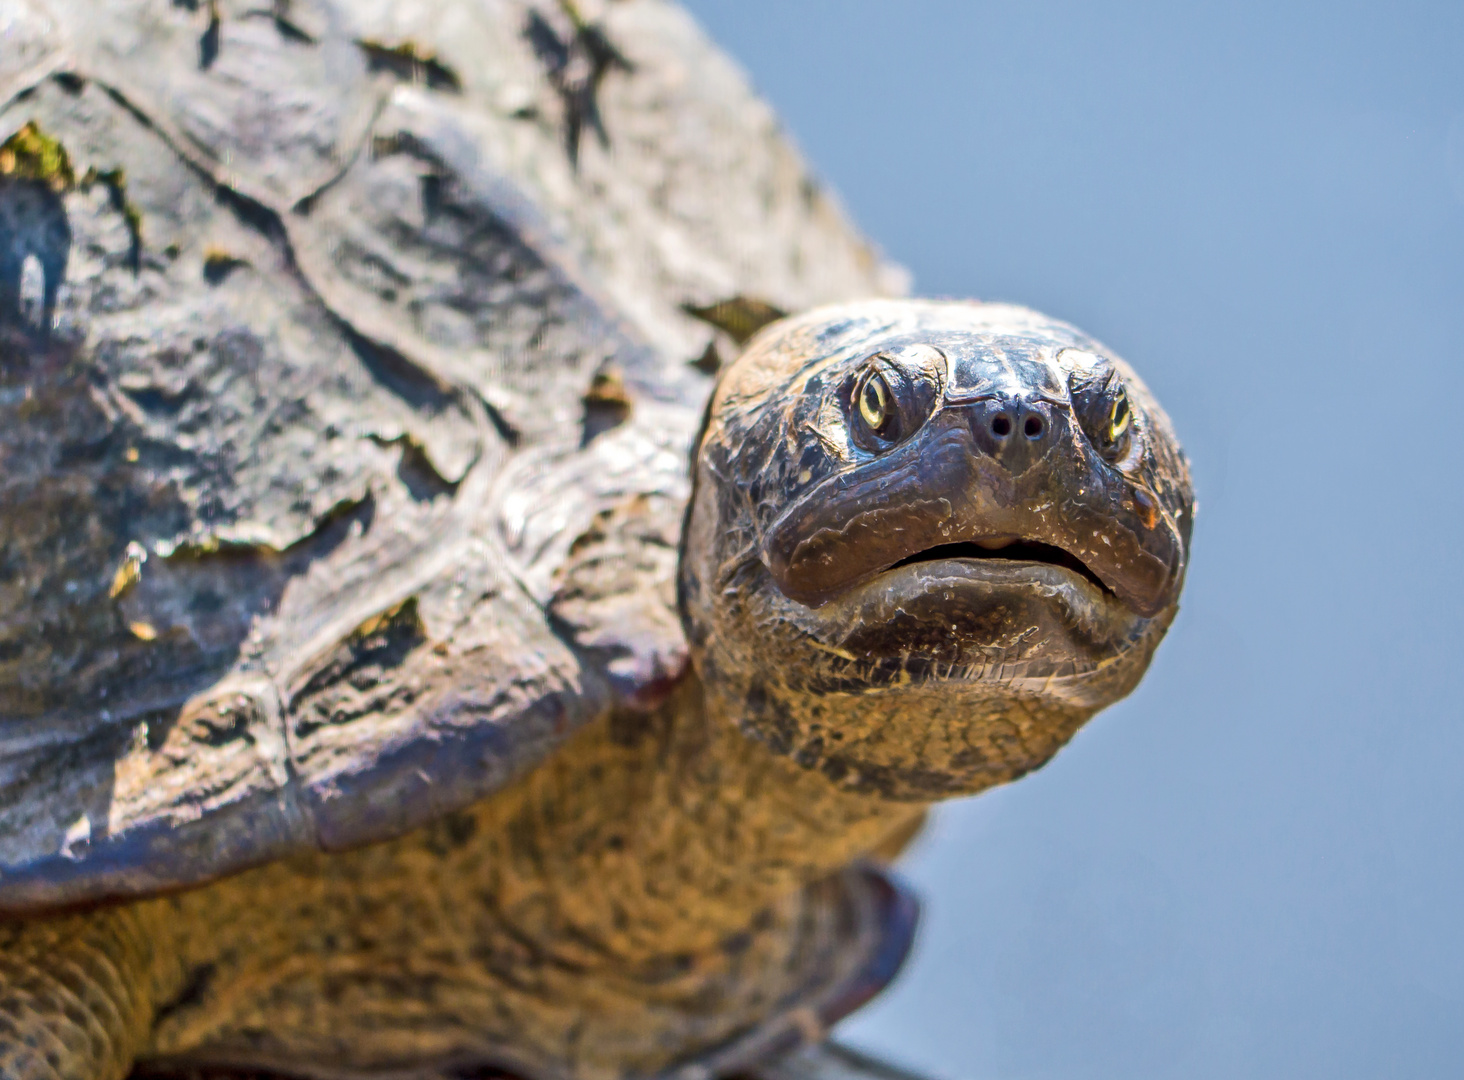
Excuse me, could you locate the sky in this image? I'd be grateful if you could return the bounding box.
[679,3,1464,1078]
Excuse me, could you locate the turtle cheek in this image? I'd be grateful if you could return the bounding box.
[764,499,954,607]
[758,432,971,606]
[1047,465,1187,618]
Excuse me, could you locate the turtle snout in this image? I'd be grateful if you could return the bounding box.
[963,395,1057,474]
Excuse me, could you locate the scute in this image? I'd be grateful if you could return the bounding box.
[0,0,902,912]
[52,0,378,210]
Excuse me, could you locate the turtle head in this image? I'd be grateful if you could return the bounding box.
[680,299,1194,801]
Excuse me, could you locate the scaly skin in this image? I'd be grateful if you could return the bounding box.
[0,904,172,1080]
[0,677,924,1080]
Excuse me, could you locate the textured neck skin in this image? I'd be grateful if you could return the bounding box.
[134,673,924,1080]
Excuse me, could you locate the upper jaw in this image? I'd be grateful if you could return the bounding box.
[759,413,1184,618]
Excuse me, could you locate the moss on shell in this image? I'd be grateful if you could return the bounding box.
[0,121,76,192]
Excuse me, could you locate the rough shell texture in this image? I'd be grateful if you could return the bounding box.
[0,0,903,912]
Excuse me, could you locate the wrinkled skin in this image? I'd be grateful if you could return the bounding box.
[0,300,1191,1080]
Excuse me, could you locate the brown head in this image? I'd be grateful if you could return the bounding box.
[680,299,1193,801]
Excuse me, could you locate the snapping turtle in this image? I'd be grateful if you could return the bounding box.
[0,2,1193,1079]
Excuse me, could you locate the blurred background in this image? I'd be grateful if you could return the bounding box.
[681,2,1464,1078]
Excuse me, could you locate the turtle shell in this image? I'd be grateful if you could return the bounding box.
[0,0,902,912]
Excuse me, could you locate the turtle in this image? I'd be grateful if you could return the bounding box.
[0,2,1194,1080]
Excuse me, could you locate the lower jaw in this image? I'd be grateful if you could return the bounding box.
[798,648,1120,692]
[799,589,1143,679]
[803,559,1129,634]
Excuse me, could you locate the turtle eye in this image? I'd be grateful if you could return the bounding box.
[1108,389,1131,442]
[858,372,894,434]
[1066,355,1136,464]
[848,348,942,452]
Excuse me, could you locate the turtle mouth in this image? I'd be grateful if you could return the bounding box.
[884,539,1111,595]
[784,534,1147,682]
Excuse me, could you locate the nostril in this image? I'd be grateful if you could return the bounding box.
[1023,415,1044,439]
[991,415,1012,437]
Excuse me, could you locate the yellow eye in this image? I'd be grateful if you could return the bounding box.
[1108,391,1131,442]
[859,373,892,432]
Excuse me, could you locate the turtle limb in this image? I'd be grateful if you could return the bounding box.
[0,906,163,1080]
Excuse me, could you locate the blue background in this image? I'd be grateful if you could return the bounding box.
[680,3,1464,1077]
